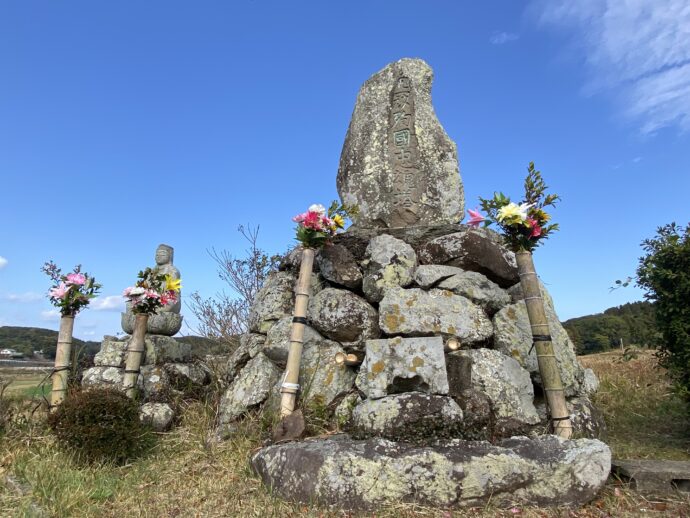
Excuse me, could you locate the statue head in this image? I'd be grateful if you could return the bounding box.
[155,244,174,266]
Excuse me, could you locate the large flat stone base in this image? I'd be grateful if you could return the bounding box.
[251,434,611,510]
[612,459,690,496]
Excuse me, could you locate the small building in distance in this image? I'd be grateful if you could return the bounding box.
[0,348,24,359]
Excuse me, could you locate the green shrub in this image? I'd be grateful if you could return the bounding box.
[636,223,690,405]
[48,387,154,465]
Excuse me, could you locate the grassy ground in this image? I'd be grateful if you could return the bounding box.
[0,369,50,400]
[1,350,689,517]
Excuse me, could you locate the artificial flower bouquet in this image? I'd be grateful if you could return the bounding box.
[293,201,358,248]
[123,267,181,315]
[42,261,101,316]
[468,162,559,252]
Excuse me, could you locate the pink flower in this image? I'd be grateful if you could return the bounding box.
[292,212,308,223]
[49,282,69,299]
[467,208,485,228]
[161,291,177,306]
[302,211,323,231]
[66,273,86,285]
[144,289,160,300]
[526,218,542,238]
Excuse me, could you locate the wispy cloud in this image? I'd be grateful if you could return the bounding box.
[1,292,44,303]
[533,0,690,134]
[41,309,60,321]
[0,256,7,269]
[91,295,124,312]
[490,31,519,45]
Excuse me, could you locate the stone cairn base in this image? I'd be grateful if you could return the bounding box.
[82,333,213,432]
[218,224,611,510]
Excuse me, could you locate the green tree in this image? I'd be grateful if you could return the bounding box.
[636,223,690,403]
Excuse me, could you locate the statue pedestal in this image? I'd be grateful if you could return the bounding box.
[121,312,183,336]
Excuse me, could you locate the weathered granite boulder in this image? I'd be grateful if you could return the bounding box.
[81,366,127,389]
[567,397,607,440]
[218,353,281,426]
[121,311,183,336]
[493,298,587,397]
[413,264,465,289]
[93,336,127,368]
[140,365,169,400]
[417,227,519,287]
[452,388,492,440]
[378,288,493,344]
[356,336,448,399]
[307,288,379,348]
[251,435,611,510]
[299,339,357,408]
[248,271,296,334]
[454,348,540,425]
[361,234,417,303]
[263,316,324,364]
[142,335,194,365]
[349,393,463,442]
[437,270,510,315]
[139,402,175,432]
[334,393,362,427]
[336,58,464,228]
[226,333,265,384]
[316,244,362,290]
[163,362,212,394]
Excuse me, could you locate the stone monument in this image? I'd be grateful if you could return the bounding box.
[337,58,464,228]
[217,58,611,510]
[121,244,183,336]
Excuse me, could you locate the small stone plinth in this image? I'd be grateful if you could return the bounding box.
[121,311,183,336]
[251,434,611,510]
[612,459,690,496]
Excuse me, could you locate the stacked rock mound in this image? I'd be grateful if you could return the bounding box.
[82,334,213,431]
[223,58,611,510]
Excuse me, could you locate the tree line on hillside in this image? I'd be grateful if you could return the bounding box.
[562,301,659,355]
[0,326,101,360]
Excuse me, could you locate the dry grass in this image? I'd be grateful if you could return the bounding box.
[0,351,689,517]
[581,349,690,461]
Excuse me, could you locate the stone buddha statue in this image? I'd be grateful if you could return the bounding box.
[153,244,181,314]
[121,243,183,336]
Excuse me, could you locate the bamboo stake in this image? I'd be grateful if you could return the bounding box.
[444,337,460,352]
[50,314,75,411]
[334,352,363,367]
[515,251,572,439]
[280,248,315,418]
[123,313,148,399]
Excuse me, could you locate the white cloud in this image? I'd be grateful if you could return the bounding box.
[1,292,44,303]
[41,309,61,321]
[91,295,124,312]
[533,0,690,134]
[0,256,7,269]
[490,31,519,45]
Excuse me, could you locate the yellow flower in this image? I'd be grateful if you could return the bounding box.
[165,275,182,292]
[333,214,345,229]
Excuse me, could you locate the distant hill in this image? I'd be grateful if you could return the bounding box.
[0,326,100,360]
[0,326,234,360]
[562,301,660,355]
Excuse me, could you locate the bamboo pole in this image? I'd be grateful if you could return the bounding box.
[123,313,148,399]
[515,251,572,439]
[279,247,315,418]
[50,314,75,411]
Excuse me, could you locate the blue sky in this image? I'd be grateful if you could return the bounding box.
[1,1,688,340]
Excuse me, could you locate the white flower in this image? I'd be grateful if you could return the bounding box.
[497,202,533,223]
[128,287,145,296]
[308,204,326,216]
